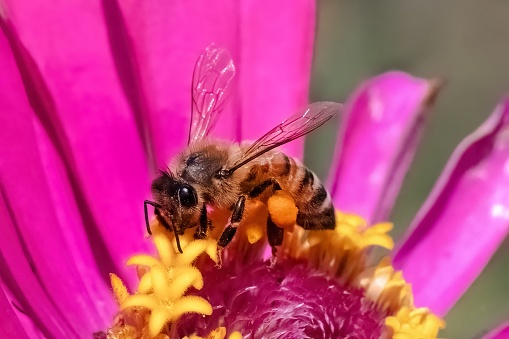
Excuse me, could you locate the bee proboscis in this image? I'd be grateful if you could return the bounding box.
[144,45,342,253]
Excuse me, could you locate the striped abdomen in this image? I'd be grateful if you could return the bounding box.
[239,151,336,231]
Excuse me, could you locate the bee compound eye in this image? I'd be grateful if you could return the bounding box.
[178,185,198,207]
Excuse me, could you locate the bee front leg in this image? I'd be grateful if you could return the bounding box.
[218,195,246,248]
[194,204,209,239]
[144,200,162,235]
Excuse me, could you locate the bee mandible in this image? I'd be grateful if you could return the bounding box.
[144,46,342,253]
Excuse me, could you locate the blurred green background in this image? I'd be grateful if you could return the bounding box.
[306,1,509,337]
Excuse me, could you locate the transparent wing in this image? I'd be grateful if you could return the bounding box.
[227,102,343,173]
[188,45,236,144]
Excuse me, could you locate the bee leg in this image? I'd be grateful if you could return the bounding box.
[194,204,208,239]
[218,195,246,248]
[144,200,161,235]
[247,178,285,255]
[267,216,284,256]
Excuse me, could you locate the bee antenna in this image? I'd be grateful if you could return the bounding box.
[173,188,185,254]
[173,227,184,254]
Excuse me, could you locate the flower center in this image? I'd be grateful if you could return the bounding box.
[107,195,445,338]
[177,258,385,339]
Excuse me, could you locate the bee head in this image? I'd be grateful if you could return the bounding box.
[151,171,200,234]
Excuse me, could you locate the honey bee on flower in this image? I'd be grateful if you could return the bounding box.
[144,46,342,254]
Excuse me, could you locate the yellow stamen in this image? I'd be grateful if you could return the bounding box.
[148,306,171,336]
[137,272,153,294]
[120,294,158,311]
[182,327,243,339]
[126,254,161,268]
[176,239,218,266]
[109,273,129,306]
[153,233,175,266]
[280,211,395,285]
[227,332,243,339]
[171,295,212,321]
[166,267,204,299]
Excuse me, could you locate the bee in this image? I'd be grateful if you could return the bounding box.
[144,46,342,253]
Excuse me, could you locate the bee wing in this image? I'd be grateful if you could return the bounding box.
[188,46,236,144]
[227,102,343,173]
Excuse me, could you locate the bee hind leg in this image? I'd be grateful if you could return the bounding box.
[247,178,286,255]
[267,217,284,256]
[218,195,246,248]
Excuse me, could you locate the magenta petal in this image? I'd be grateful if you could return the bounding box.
[0,194,72,337]
[1,1,151,272]
[393,99,509,316]
[0,283,29,338]
[117,0,241,167]
[0,21,114,333]
[118,0,314,165]
[484,322,509,339]
[238,0,315,160]
[328,72,436,224]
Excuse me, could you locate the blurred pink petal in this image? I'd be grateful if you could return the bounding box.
[0,283,29,338]
[0,193,74,337]
[328,72,436,224]
[393,98,509,316]
[1,1,151,275]
[0,20,114,333]
[484,322,509,339]
[117,0,314,165]
[238,0,315,160]
[117,0,241,168]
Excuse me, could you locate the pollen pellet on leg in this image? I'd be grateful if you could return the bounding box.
[267,190,298,230]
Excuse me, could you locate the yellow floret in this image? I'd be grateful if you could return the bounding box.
[385,306,445,339]
[108,228,218,338]
[182,327,243,339]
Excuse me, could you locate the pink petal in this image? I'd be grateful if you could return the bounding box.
[117,0,242,168]
[117,0,315,166]
[327,72,437,224]
[0,283,29,338]
[0,19,114,333]
[0,193,73,337]
[1,1,151,274]
[393,98,509,316]
[238,0,315,160]
[484,322,509,339]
